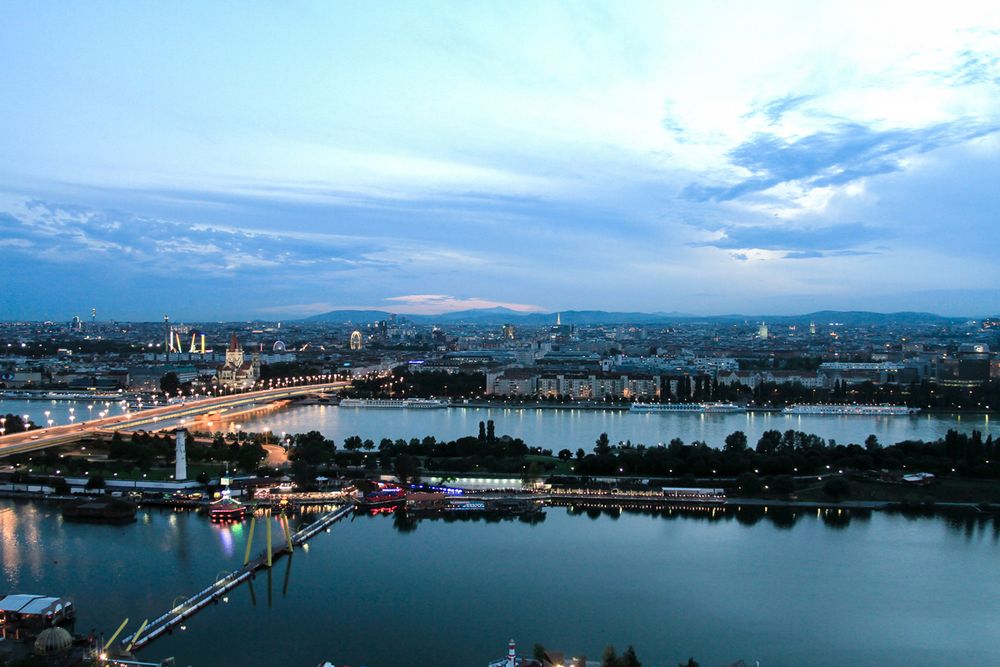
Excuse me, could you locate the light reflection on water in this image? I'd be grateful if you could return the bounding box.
[2,498,999,667]
[234,404,997,449]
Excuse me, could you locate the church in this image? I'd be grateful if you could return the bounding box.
[217,333,261,389]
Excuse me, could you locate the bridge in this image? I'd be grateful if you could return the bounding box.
[119,503,354,654]
[0,381,350,458]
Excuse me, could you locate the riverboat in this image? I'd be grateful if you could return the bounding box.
[338,397,449,409]
[630,402,745,413]
[61,498,136,523]
[782,403,919,416]
[208,496,248,522]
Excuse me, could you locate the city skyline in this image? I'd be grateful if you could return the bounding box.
[2,2,1000,320]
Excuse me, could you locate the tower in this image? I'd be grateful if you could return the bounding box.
[175,429,187,481]
[91,308,96,323]
[350,330,362,351]
[506,638,516,667]
[809,321,817,335]
[164,315,171,361]
[758,321,769,340]
[556,312,561,326]
[226,333,245,368]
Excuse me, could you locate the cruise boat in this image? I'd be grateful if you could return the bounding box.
[338,397,449,409]
[630,402,745,413]
[782,403,919,416]
[208,496,248,522]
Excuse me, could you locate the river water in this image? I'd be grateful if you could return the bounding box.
[2,499,999,667]
[2,398,995,448]
[235,404,996,450]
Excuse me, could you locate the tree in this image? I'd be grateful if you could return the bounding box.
[159,372,181,395]
[595,433,612,455]
[864,434,880,453]
[736,471,762,495]
[478,421,487,442]
[394,454,420,484]
[601,646,619,667]
[85,474,106,491]
[558,449,573,461]
[533,644,546,662]
[679,660,699,667]
[724,430,748,453]
[621,646,641,667]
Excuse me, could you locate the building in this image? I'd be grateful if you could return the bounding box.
[217,334,260,389]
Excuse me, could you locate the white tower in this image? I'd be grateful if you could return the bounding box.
[758,321,769,340]
[175,429,187,481]
[506,638,516,667]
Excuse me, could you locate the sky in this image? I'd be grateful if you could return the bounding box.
[1,1,999,321]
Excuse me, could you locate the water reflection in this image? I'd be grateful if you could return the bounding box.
[559,501,874,530]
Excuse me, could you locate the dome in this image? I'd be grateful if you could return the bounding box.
[272,340,287,352]
[33,626,73,655]
[958,343,990,355]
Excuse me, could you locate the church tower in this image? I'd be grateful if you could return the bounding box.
[226,333,245,368]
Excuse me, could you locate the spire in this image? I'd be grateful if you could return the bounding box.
[556,312,561,326]
[229,333,241,352]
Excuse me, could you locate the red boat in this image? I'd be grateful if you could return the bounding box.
[351,484,407,508]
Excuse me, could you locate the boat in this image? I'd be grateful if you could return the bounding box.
[630,402,745,413]
[350,484,407,507]
[208,496,248,522]
[338,398,449,409]
[782,404,919,416]
[61,497,136,523]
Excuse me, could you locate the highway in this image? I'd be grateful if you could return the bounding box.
[0,381,349,458]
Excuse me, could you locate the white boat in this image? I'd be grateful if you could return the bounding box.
[338,398,449,409]
[630,402,745,413]
[782,404,918,416]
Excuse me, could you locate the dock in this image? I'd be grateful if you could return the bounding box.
[120,503,353,653]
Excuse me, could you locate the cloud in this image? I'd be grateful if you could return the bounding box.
[691,222,886,261]
[684,120,998,202]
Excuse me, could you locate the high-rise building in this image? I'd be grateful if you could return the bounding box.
[758,322,769,339]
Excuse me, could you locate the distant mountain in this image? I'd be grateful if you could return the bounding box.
[760,311,961,326]
[302,308,965,326]
[303,310,394,324]
[304,308,693,325]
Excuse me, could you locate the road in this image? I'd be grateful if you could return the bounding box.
[0,381,349,458]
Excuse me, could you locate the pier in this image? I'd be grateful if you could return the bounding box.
[120,503,353,654]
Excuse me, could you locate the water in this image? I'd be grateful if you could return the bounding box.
[3,499,999,667]
[2,398,994,448]
[235,404,996,450]
[0,398,129,428]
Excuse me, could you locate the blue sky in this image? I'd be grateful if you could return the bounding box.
[1,1,999,320]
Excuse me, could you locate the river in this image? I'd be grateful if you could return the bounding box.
[234,404,995,450]
[1,396,994,448]
[2,499,998,666]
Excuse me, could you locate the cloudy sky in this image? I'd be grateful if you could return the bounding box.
[2,1,999,320]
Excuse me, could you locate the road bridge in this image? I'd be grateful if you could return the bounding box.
[0,381,350,458]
